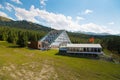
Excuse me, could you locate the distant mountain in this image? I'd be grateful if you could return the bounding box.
[117,34,120,36]
[0,16,52,32]
[0,16,117,37]
[0,16,12,21]
[75,31,112,36]
[1,16,120,48]
[85,32,111,36]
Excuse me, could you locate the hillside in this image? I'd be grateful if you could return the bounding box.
[0,16,108,39]
[0,16,92,43]
[0,16,12,22]
[0,41,120,80]
[0,16,52,32]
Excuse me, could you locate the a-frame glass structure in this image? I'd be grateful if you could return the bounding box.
[40,30,71,48]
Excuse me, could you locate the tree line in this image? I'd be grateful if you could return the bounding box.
[0,26,120,54]
[68,32,101,43]
[0,27,46,47]
[101,36,120,54]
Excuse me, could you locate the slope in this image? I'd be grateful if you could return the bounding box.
[0,41,120,80]
[0,16,12,22]
[0,16,52,32]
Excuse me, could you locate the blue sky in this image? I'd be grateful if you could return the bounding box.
[0,0,120,34]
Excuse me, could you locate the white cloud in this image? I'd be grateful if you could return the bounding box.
[5,3,119,34]
[84,9,93,14]
[108,22,114,25]
[0,11,13,20]
[11,0,22,4]
[14,6,39,23]
[0,4,4,9]
[40,0,47,8]
[5,3,13,11]
[75,16,85,24]
[80,23,117,34]
[76,16,85,21]
[0,11,8,17]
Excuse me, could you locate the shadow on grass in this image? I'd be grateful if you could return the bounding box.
[27,48,40,50]
[55,52,100,60]
[8,45,23,48]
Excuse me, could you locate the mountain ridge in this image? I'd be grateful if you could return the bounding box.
[0,16,52,32]
[0,16,119,36]
[75,31,112,36]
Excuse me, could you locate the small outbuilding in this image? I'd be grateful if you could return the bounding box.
[28,41,49,50]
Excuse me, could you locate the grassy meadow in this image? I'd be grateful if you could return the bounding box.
[0,41,120,80]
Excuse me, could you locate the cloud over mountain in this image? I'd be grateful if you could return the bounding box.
[2,3,119,34]
[0,11,13,19]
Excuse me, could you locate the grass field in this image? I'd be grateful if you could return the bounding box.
[0,41,120,80]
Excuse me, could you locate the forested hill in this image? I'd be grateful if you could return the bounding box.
[0,16,52,47]
[0,16,92,42]
[0,16,52,32]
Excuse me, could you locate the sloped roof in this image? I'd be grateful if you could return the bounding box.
[67,44,102,48]
[39,30,70,45]
[41,30,61,40]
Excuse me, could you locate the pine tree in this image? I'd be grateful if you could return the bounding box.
[2,32,8,41]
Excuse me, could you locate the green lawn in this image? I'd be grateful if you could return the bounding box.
[0,41,120,80]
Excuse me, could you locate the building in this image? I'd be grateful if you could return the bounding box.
[28,41,49,49]
[28,30,71,49]
[39,30,71,49]
[28,41,41,49]
[29,30,103,55]
[59,44,103,55]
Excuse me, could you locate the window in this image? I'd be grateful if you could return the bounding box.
[89,48,92,52]
[94,48,97,52]
[98,48,101,52]
[84,48,86,52]
[86,48,89,52]
[81,48,83,52]
[77,48,79,51]
[91,48,94,52]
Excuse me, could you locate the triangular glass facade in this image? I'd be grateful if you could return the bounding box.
[40,30,71,48]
